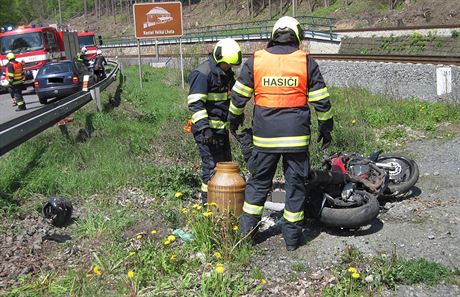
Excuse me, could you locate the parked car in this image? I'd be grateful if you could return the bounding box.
[34,60,96,104]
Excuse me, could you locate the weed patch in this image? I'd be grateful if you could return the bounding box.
[323,245,458,296]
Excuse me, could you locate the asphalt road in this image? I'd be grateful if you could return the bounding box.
[0,87,43,125]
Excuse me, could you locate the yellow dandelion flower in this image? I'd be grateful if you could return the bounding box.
[192,210,198,215]
[216,264,224,274]
[127,270,135,279]
[213,252,222,259]
[352,119,357,124]
[164,239,171,246]
[209,202,218,207]
[129,251,136,257]
[175,192,183,198]
[347,267,357,274]
[93,265,102,276]
[170,254,177,261]
[352,272,360,279]
[233,225,239,232]
[192,204,200,209]
[261,279,267,285]
[204,202,209,206]
[203,211,213,217]
[136,234,142,240]
[150,229,157,235]
[182,207,188,214]
[167,235,176,242]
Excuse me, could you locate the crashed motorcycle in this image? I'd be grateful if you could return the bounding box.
[233,129,419,229]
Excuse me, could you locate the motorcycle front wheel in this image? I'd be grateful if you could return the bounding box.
[319,194,380,229]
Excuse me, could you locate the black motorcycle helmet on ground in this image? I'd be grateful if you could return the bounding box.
[42,197,73,227]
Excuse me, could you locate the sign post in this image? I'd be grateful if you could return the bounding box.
[137,39,143,89]
[133,2,184,87]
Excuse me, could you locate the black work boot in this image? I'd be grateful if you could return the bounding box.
[15,103,26,111]
[200,192,208,205]
[286,244,299,251]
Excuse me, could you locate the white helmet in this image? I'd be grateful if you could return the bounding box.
[272,16,303,43]
[96,49,102,55]
[81,46,87,53]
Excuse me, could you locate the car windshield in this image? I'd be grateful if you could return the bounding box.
[39,63,72,75]
[78,35,95,47]
[0,32,44,54]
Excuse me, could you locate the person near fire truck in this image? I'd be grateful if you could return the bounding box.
[228,16,334,251]
[187,38,242,204]
[94,49,107,80]
[6,52,26,111]
[76,46,89,66]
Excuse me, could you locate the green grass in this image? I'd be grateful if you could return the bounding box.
[1,66,459,295]
[323,245,459,296]
[307,87,460,166]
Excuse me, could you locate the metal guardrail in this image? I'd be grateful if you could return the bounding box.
[0,61,120,156]
[101,30,340,49]
[100,15,339,49]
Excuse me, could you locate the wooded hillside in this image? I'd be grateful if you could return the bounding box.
[1,0,458,34]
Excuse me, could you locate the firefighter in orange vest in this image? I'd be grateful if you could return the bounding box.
[6,53,26,111]
[228,16,333,251]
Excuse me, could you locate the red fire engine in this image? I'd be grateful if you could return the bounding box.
[77,31,97,60]
[0,26,79,87]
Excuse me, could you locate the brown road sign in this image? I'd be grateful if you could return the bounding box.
[133,2,183,39]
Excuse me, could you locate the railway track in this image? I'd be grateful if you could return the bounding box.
[311,54,460,65]
[114,54,460,66]
[334,24,460,33]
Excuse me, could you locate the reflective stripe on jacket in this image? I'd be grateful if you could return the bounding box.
[254,49,308,108]
[251,48,310,152]
[230,44,333,153]
[187,55,235,134]
[6,61,24,85]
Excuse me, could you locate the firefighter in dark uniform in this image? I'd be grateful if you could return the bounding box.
[6,53,26,111]
[188,38,242,204]
[228,16,333,251]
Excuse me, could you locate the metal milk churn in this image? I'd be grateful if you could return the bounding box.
[208,162,246,217]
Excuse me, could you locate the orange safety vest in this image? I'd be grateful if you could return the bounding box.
[6,61,25,85]
[253,49,308,108]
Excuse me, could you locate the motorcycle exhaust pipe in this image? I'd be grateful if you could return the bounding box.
[308,170,349,185]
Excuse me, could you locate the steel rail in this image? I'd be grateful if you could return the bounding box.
[310,54,460,65]
[113,53,460,66]
[0,61,120,157]
[334,24,460,33]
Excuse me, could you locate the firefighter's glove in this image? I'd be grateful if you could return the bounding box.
[228,113,244,134]
[317,118,333,150]
[201,128,215,145]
